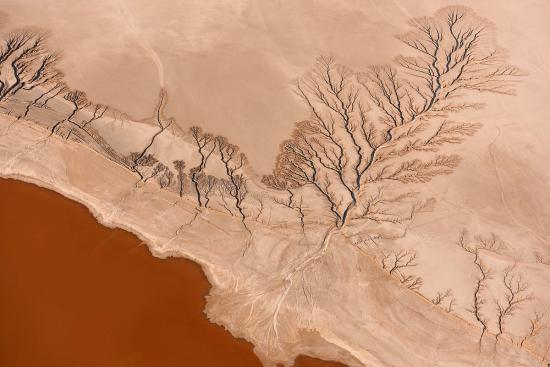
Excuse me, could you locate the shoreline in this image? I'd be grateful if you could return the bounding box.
[0,118,365,366]
[1,102,544,366]
[0,177,347,367]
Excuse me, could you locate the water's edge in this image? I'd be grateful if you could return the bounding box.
[0,173,349,367]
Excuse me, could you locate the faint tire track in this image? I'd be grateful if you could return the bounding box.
[115,0,165,87]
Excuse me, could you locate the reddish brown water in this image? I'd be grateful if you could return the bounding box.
[0,178,347,367]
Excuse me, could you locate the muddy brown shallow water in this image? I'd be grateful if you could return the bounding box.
[0,178,347,367]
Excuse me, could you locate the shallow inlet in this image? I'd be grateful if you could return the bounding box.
[0,178,347,367]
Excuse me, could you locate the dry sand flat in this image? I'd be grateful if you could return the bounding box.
[1,0,548,170]
[0,1,550,366]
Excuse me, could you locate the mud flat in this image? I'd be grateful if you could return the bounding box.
[0,178,345,367]
[0,3,549,366]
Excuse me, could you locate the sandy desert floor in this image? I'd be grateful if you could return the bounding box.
[1,1,550,366]
[0,0,547,170]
